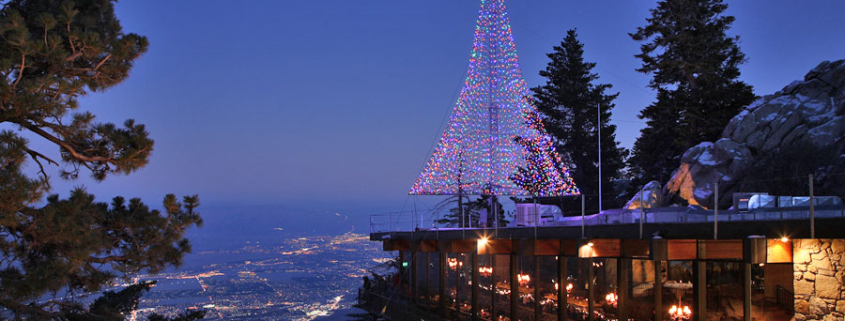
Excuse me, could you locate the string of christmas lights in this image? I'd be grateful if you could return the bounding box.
[409,0,579,197]
[510,110,579,196]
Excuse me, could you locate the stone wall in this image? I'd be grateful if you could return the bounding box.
[793,239,845,321]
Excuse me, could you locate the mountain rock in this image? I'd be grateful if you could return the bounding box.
[657,59,845,208]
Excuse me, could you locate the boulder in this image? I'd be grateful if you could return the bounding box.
[624,180,662,209]
[666,59,845,207]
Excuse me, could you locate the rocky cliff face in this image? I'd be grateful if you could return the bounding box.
[665,60,845,208]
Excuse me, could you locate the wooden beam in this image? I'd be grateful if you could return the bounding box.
[519,239,561,256]
[383,239,410,251]
[578,239,621,258]
[561,240,578,257]
[652,239,698,261]
[478,239,515,255]
[699,239,743,260]
[621,239,650,258]
[441,239,477,253]
[412,240,438,252]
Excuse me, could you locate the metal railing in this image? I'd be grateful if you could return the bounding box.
[370,205,845,235]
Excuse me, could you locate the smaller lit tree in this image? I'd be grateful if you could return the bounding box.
[510,110,580,197]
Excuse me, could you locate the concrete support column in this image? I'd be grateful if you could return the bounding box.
[654,260,663,321]
[558,256,568,321]
[472,252,479,321]
[440,252,447,317]
[743,263,752,321]
[511,253,519,321]
[588,258,595,321]
[693,261,707,321]
[617,259,630,321]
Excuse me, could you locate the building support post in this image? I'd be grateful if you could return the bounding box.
[618,259,630,321]
[654,260,663,321]
[558,256,568,321]
[440,252,447,317]
[492,255,497,319]
[588,258,595,321]
[456,255,461,317]
[425,253,430,309]
[511,254,519,321]
[693,261,707,321]
[411,250,417,304]
[472,252,479,321]
[398,251,405,298]
[535,256,542,321]
[743,263,752,321]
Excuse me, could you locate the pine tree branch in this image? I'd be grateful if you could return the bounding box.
[25,148,58,183]
[23,124,112,164]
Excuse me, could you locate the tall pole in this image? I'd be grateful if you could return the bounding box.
[597,102,602,214]
[714,181,719,240]
[581,194,586,239]
[639,187,644,239]
[810,174,815,239]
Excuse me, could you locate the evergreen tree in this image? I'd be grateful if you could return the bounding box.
[531,29,628,202]
[0,0,203,319]
[628,0,755,184]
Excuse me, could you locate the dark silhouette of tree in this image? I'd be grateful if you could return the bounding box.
[628,0,755,185]
[531,29,628,201]
[0,0,203,319]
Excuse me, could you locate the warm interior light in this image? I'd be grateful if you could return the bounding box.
[478,237,488,247]
[781,237,789,243]
[587,242,594,247]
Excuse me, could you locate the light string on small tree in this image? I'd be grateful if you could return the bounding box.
[510,109,580,197]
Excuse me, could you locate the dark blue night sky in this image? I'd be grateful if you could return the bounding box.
[21,0,845,218]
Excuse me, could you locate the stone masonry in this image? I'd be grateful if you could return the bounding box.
[793,239,845,321]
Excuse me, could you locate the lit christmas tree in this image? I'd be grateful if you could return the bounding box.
[410,0,579,197]
[510,109,579,197]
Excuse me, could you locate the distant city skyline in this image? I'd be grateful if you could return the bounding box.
[14,0,845,216]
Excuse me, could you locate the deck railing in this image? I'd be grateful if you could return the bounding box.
[369,205,845,235]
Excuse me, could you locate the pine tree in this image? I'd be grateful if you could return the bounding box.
[531,29,628,201]
[628,0,755,184]
[0,0,203,319]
